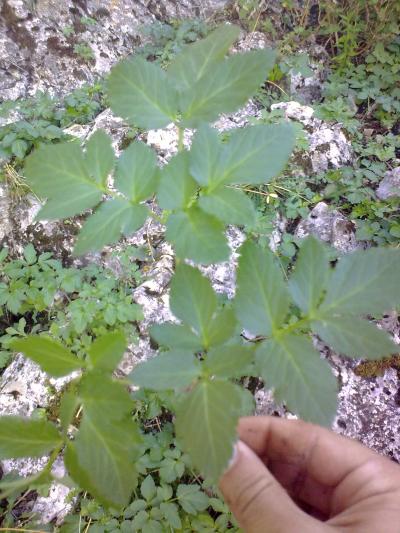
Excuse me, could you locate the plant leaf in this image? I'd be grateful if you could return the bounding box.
[320,247,400,315]
[59,389,78,433]
[108,56,178,129]
[235,241,290,336]
[12,336,83,377]
[288,236,330,314]
[115,142,159,202]
[167,24,240,90]
[175,380,242,479]
[160,502,182,529]
[141,475,156,501]
[189,124,221,187]
[24,142,103,220]
[84,130,115,187]
[129,350,201,391]
[0,416,61,459]
[180,49,276,127]
[213,123,294,188]
[166,207,230,264]
[88,331,127,372]
[205,307,238,347]
[73,198,148,255]
[79,372,133,421]
[176,484,209,514]
[150,323,202,351]
[312,316,398,359]
[256,334,337,425]
[68,413,140,508]
[205,344,254,378]
[0,470,51,500]
[170,264,217,342]
[199,186,256,226]
[157,151,197,210]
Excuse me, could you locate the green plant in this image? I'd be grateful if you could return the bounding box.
[1,24,400,514]
[73,42,95,61]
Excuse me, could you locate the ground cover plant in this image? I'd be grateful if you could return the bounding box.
[0,26,399,531]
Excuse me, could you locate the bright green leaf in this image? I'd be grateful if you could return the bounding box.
[205,307,237,348]
[0,417,61,459]
[180,49,276,127]
[24,142,103,220]
[320,248,400,315]
[12,336,83,377]
[157,151,197,210]
[115,142,159,202]
[11,138,28,159]
[84,130,115,187]
[256,334,337,426]
[312,316,398,359]
[150,323,202,351]
[205,344,254,378]
[167,24,240,90]
[129,350,201,390]
[288,236,330,314]
[166,207,230,264]
[59,389,78,433]
[108,56,178,129]
[73,198,148,255]
[235,241,290,335]
[88,331,127,372]
[23,243,37,265]
[199,186,256,226]
[175,380,242,479]
[170,264,216,341]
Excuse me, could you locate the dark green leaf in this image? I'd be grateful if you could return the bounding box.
[73,198,148,255]
[0,470,52,500]
[11,139,28,159]
[0,416,61,459]
[129,350,201,390]
[150,323,202,351]
[166,207,230,264]
[175,380,242,479]
[235,241,290,335]
[205,307,237,347]
[12,336,83,377]
[189,124,221,187]
[176,484,209,514]
[23,243,37,265]
[256,334,337,425]
[170,264,216,343]
[84,130,115,187]
[288,236,330,314]
[141,475,156,501]
[79,372,133,420]
[199,186,256,226]
[115,142,159,202]
[320,248,400,315]
[68,413,140,508]
[59,389,78,433]
[312,316,397,359]
[205,344,254,378]
[108,56,178,129]
[167,24,240,90]
[212,123,294,188]
[24,142,103,220]
[180,49,276,127]
[157,151,197,210]
[88,331,127,372]
[160,502,182,529]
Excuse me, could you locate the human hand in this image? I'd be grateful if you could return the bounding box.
[219,416,400,532]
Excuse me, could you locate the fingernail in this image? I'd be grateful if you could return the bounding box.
[226,440,240,472]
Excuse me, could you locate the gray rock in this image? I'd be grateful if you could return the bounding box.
[376,167,400,200]
[295,201,359,253]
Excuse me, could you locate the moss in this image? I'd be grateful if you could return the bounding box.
[353,354,400,379]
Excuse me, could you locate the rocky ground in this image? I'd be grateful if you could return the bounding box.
[1,0,399,527]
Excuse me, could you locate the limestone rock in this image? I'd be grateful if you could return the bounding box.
[376,167,400,200]
[295,201,359,252]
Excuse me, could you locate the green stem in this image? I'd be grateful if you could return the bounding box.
[274,316,311,338]
[177,127,184,152]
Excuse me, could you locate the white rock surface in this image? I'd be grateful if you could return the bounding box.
[376,166,400,200]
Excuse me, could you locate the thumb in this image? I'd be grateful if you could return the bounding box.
[219,440,319,533]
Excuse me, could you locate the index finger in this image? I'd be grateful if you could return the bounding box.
[238,416,380,488]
